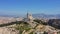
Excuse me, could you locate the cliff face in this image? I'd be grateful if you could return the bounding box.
[48,19,60,29]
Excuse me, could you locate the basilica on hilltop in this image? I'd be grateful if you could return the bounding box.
[23,12,37,28]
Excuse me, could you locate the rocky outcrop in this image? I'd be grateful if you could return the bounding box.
[0,27,19,34]
[48,19,60,29]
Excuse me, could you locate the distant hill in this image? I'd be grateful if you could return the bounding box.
[0,14,22,18]
[33,13,60,19]
[0,13,60,19]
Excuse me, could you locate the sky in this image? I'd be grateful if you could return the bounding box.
[0,0,60,16]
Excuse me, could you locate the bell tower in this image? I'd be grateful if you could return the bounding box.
[27,12,33,22]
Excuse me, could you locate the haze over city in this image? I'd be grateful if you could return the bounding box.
[0,0,60,16]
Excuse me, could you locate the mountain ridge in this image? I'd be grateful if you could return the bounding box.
[32,13,60,19]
